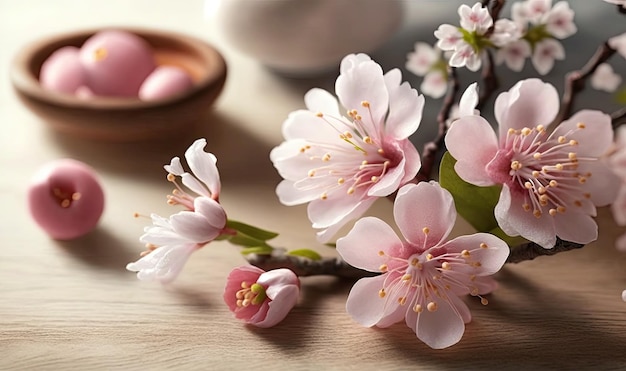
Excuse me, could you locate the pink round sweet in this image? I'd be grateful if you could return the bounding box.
[138,66,194,101]
[79,30,156,97]
[39,46,87,94]
[28,159,105,240]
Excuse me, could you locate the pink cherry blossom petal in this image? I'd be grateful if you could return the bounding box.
[394,183,456,249]
[308,189,368,228]
[581,163,621,207]
[442,233,510,275]
[553,212,598,245]
[553,110,613,157]
[281,110,340,142]
[384,76,425,140]
[494,78,559,140]
[193,197,227,230]
[345,275,389,327]
[335,58,388,132]
[336,217,403,272]
[185,139,221,198]
[170,211,220,242]
[314,198,376,242]
[411,295,467,350]
[275,180,320,205]
[304,88,341,117]
[446,115,499,186]
[494,186,556,249]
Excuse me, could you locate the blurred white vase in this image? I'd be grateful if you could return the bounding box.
[214,0,404,75]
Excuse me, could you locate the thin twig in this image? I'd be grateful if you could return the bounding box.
[506,238,585,264]
[477,49,499,110]
[414,67,460,183]
[612,107,626,129]
[554,42,616,125]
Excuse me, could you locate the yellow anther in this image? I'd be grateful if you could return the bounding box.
[532,171,540,178]
[533,153,542,160]
[93,47,107,61]
[568,152,577,161]
[480,243,488,249]
[574,200,583,207]
[308,170,316,177]
[363,136,373,144]
[398,297,407,305]
[508,128,516,135]
[402,274,412,281]
[538,186,546,194]
[316,112,324,117]
[371,176,379,183]
[511,161,522,170]
[533,210,542,218]
[167,173,176,182]
[379,289,386,298]
[322,154,331,161]
[577,122,586,129]
[361,100,370,107]
[378,250,385,256]
[426,254,434,260]
[410,258,419,266]
[524,182,533,189]
[481,297,489,305]
[578,177,587,184]
[536,125,545,132]
[379,264,388,272]
[422,227,430,235]
[427,302,438,312]
[442,262,451,270]
[521,127,532,136]
[555,164,564,171]
[569,140,578,146]
[557,206,566,213]
[558,136,567,144]
[462,249,471,257]
[583,193,591,199]
[355,115,362,121]
[549,180,558,187]
[338,178,345,184]
[343,131,353,139]
[522,203,531,211]
[377,148,385,155]
[347,187,355,195]
[471,288,479,296]
[361,160,368,166]
[549,209,557,216]
[469,274,476,281]
[320,193,328,200]
[413,304,423,313]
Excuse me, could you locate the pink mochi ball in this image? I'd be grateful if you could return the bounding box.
[79,30,156,97]
[39,46,87,94]
[28,159,105,240]
[138,66,194,101]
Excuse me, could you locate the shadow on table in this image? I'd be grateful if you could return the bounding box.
[54,225,138,273]
[46,109,279,185]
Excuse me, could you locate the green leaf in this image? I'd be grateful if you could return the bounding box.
[226,220,278,241]
[240,246,274,255]
[286,249,322,261]
[227,233,272,248]
[439,152,502,233]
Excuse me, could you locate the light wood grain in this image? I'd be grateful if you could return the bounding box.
[2,1,626,370]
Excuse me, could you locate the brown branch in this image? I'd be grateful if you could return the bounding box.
[477,49,499,110]
[245,253,376,279]
[612,107,626,129]
[245,237,586,279]
[414,67,460,183]
[506,238,584,264]
[554,42,616,125]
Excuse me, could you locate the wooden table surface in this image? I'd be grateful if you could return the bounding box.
[2,1,626,370]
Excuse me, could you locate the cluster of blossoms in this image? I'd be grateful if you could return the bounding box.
[126,0,626,350]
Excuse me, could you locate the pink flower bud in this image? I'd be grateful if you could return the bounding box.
[224,266,300,328]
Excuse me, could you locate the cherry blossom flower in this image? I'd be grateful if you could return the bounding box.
[591,63,623,92]
[435,3,518,72]
[270,53,423,242]
[127,138,227,283]
[531,38,565,75]
[337,182,509,349]
[406,42,448,99]
[503,0,575,75]
[127,197,227,283]
[609,33,626,60]
[224,266,300,328]
[604,0,626,9]
[445,78,620,249]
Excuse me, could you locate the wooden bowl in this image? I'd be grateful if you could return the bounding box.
[10,27,227,141]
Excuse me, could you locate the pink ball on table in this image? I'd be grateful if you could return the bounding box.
[39,46,87,94]
[139,66,194,101]
[28,159,105,240]
[79,30,156,97]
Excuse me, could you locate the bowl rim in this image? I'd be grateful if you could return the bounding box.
[10,26,227,110]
